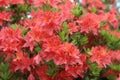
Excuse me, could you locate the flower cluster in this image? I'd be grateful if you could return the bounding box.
[0,0,119,80]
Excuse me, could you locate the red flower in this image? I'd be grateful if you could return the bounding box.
[54,71,73,80]
[23,26,51,51]
[68,21,78,34]
[20,19,35,29]
[109,50,120,62]
[11,52,35,73]
[110,31,120,38]
[33,54,42,65]
[58,1,75,21]
[0,27,24,52]
[66,65,84,78]
[62,42,80,58]
[10,0,24,4]
[23,34,35,51]
[42,36,62,52]
[106,11,118,29]
[0,0,10,6]
[89,46,111,68]
[31,10,62,34]
[31,0,47,7]
[103,69,119,78]
[78,13,100,35]
[36,65,52,80]
[55,55,87,79]
[41,41,84,67]
[0,11,12,26]
[28,73,35,80]
[82,0,105,9]
[48,0,62,8]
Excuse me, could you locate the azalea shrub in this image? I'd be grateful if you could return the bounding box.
[0,0,120,80]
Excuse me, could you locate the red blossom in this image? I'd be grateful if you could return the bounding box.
[78,13,100,35]
[11,52,35,73]
[42,36,62,52]
[54,71,73,80]
[30,0,47,7]
[23,26,51,51]
[109,50,120,62]
[82,0,106,9]
[36,65,52,80]
[23,35,35,51]
[10,0,24,4]
[103,69,119,77]
[48,0,62,8]
[110,31,120,38]
[89,46,111,68]
[28,73,35,80]
[68,21,78,34]
[0,0,10,6]
[58,1,75,21]
[20,19,35,29]
[62,42,80,58]
[66,65,84,78]
[41,41,84,67]
[0,27,24,52]
[31,10,62,34]
[0,11,12,26]
[106,12,118,29]
[33,54,42,65]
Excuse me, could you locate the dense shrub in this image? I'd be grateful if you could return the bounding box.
[0,0,119,80]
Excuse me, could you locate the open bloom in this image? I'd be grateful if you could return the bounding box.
[78,13,100,35]
[89,46,111,68]
[0,27,24,52]
[11,52,35,73]
[82,0,106,9]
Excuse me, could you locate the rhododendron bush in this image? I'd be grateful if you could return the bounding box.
[0,0,120,80]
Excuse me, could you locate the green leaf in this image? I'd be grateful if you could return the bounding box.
[100,30,120,50]
[70,32,88,47]
[71,5,83,17]
[52,8,59,12]
[58,22,69,42]
[22,29,28,37]
[11,24,18,30]
[100,21,106,27]
[90,63,101,76]
[17,4,31,12]
[0,62,12,80]
[110,64,120,71]
[42,4,51,11]
[90,7,97,13]
[107,75,117,80]
[34,47,42,53]
[45,60,59,78]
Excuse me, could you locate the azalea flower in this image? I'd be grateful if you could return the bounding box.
[78,13,100,35]
[11,52,35,73]
[68,21,78,34]
[89,46,111,68]
[0,0,10,6]
[31,0,47,7]
[10,0,24,4]
[0,27,24,52]
[82,0,106,9]
[0,11,12,26]
[36,65,52,80]
[58,1,75,21]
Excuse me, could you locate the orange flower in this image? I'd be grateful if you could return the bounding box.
[89,46,111,68]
